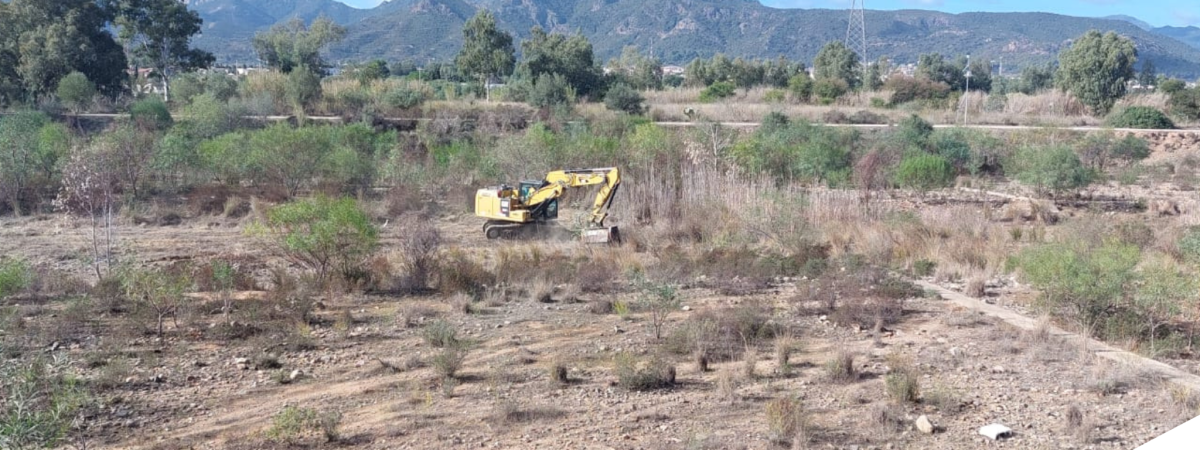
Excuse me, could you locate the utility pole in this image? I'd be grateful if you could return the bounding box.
[961,54,972,125]
[847,0,868,90]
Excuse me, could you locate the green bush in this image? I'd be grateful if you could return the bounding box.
[1009,146,1094,194]
[728,120,855,186]
[266,406,342,444]
[813,78,849,104]
[885,75,951,106]
[256,196,379,284]
[893,154,954,191]
[1168,88,1200,121]
[421,319,460,348]
[56,71,95,113]
[699,81,736,102]
[894,114,934,150]
[787,74,813,103]
[528,73,574,108]
[0,258,31,299]
[384,84,425,110]
[764,89,786,103]
[603,83,645,115]
[1106,106,1175,129]
[1013,239,1140,331]
[1177,227,1200,264]
[0,356,88,449]
[129,97,173,131]
[286,67,323,112]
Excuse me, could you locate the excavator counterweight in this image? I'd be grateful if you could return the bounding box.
[474,167,621,243]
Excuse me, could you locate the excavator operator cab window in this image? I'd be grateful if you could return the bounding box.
[518,181,540,203]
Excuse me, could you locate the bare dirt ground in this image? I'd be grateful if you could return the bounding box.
[3,201,1198,450]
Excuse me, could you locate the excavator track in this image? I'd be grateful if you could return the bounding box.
[483,220,530,240]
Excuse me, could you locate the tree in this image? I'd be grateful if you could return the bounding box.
[916,53,965,91]
[527,73,574,109]
[354,59,390,84]
[113,0,214,103]
[1057,30,1137,115]
[604,83,645,115]
[0,0,127,103]
[286,66,323,116]
[1018,63,1056,94]
[606,46,662,91]
[1138,60,1157,88]
[518,27,602,98]
[252,17,346,74]
[1133,260,1194,355]
[455,10,515,101]
[56,71,95,114]
[813,41,861,89]
[0,111,68,215]
[121,266,190,337]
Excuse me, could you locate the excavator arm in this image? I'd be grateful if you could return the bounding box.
[525,167,620,226]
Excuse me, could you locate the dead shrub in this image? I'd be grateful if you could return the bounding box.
[436,250,495,299]
[764,396,809,447]
[965,277,986,298]
[397,220,441,292]
[613,352,675,391]
[830,296,904,331]
[431,346,467,380]
[576,258,620,293]
[587,299,614,314]
[667,303,776,362]
[715,369,737,402]
[549,361,569,385]
[869,403,906,433]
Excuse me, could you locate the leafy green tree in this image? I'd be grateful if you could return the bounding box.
[1018,63,1056,94]
[1138,60,1156,88]
[0,0,127,103]
[1159,78,1186,95]
[604,83,645,115]
[55,71,95,114]
[256,196,378,284]
[813,41,860,89]
[112,0,213,103]
[455,10,515,101]
[252,17,346,74]
[354,59,390,84]
[518,27,602,98]
[1168,87,1200,120]
[247,124,333,196]
[864,58,887,91]
[606,46,662,91]
[813,78,849,104]
[527,73,574,109]
[1056,30,1137,115]
[787,73,813,103]
[699,81,736,102]
[0,111,66,214]
[286,66,323,116]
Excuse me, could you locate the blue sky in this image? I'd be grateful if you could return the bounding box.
[335,0,1198,27]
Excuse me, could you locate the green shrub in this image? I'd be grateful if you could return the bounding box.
[1169,88,1200,120]
[893,153,954,191]
[421,319,460,348]
[787,74,813,103]
[603,82,645,115]
[384,84,425,110]
[129,97,173,131]
[699,81,736,102]
[1009,146,1094,194]
[528,73,574,108]
[431,346,467,380]
[255,196,378,284]
[286,67,323,112]
[895,114,934,150]
[0,258,31,299]
[824,351,856,383]
[1177,227,1200,264]
[764,89,786,103]
[813,78,849,104]
[266,406,342,444]
[1013,239,1140,331]
[0,356,88,449]
[1106,106,1175,129]
[56,71,96,113]
[886,75,951,105]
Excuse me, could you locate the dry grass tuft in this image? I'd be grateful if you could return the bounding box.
[884,354,920,404]
[764,396,809,447]
[824,351,857,383]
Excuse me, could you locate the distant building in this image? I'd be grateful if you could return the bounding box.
[662,65,686,76]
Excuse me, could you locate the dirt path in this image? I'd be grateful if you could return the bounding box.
[914,279,1200,392]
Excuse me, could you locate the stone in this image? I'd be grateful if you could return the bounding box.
[979,424,1013,440]
[289,369,302,381]
[992,366,1006,374]
[915,415,935,434]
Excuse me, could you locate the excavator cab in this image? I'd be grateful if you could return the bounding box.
[517,181,542,204]
[475,168,620,243]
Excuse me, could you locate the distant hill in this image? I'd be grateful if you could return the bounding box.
[1156,27,1200,54]
[186,0,373,63]
[1104,15,1152,31]
[186,0,1200,79]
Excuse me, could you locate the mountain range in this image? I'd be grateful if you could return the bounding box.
[186,0,1200,79]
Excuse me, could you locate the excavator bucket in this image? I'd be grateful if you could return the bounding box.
[582,226,621,244]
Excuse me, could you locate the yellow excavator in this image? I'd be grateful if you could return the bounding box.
[475,167,621,243]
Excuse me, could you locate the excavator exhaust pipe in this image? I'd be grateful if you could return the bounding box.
[582,226,621,244]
